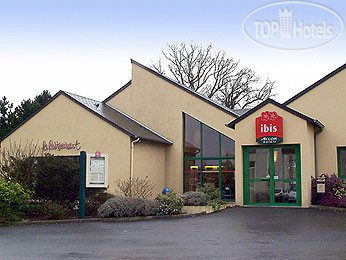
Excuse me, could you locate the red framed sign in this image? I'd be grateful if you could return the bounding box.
[256,111,283,144]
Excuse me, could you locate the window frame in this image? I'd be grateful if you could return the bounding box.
[183,113,235,201]
[337,147,346,179]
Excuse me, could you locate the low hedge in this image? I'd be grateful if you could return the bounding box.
[27,201,70,220]
[183,191,209,206]
[97,196,157,218]
[155,191,184,215]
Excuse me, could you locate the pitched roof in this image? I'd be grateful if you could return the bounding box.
[231,108,251,116]
[0,91,173,145]
[226,98,324,129]
[103,80,131,103]
[103,59,239,118]
[63,92,173,145]
[284,62,346,105]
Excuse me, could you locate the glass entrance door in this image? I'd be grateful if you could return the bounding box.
[243,145,301,206]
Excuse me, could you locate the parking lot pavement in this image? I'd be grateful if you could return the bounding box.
[0,207,345,260]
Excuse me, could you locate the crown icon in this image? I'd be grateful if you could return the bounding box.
[279,8,293,18]
[279,8,293,38]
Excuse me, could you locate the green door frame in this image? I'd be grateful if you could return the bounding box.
[337,147,346,179]
[243,144,302,206]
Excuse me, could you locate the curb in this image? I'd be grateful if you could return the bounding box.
[6,211,208,227]
[310,205,346,212]
[4,206,234,227]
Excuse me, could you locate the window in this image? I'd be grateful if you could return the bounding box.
[337,147,346,179]
[202,125,219,157]
[184,115,201,158]
[221,134,235,157]
[183,113,235,201]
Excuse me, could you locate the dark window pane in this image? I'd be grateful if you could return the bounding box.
[340,149,346,177]
[274,148,296,179]
[249,148,270,179]
[184,160,201,192]
[202,125,219,157]
[221,134,235,157]
[275,181,296,203]
[184,115,201,157]
[250,182,270,203]
[202,160,219,188]
[221,159,235,200]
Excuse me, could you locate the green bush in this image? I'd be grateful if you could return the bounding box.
[155,191,183,215]
[27,201,69,220]
[207,199,226,210]
[183,191,209,206]
[97,196,157,218]
[197,183,220,201]
[85,192,115,217]
[33,155,80,204]
[0,181,31,223]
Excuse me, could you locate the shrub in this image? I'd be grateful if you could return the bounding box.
[27,201,69,220]
[0,140,42,191]
[311,174,346,208]
[97,196,157,218]
[0,181,31,223]
[155,191,183,215]
[183,191,209,206]
[207,199,226,210]
[197,183,220,201]
[33,155,80,204]
[85,192,115,217]
[115,176,156,199]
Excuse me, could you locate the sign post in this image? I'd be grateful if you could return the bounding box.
[79,151,86,219]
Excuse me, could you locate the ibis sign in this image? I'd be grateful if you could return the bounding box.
[256,111,283,144]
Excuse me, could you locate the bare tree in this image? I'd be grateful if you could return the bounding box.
[151,43,275,109]
[0,140,44,191]
[115,176,156,199]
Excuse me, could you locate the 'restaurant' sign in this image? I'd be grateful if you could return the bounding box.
[256,111,283,144]
[42,140,81,151]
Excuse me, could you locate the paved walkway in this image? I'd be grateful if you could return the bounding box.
[0,207,345,260]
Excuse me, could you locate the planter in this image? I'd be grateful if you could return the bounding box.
[182,204,231,214]
[183,206,214,214]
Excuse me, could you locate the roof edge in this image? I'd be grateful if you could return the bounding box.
[284,62,346,105]
[62,92,138,139]
[0,91,65,143]
[130,59,239,118]
[103,80,132,103]
[104,103,173,145]
[226,98,323,129]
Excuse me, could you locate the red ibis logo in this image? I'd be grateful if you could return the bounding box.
[256,111,283,144]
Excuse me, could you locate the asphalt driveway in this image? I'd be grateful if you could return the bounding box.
[0,207,345,260]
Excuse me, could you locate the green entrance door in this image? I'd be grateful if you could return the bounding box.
[243,145,301,206]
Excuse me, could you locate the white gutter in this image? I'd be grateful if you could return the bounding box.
[130,137,141,180]
[313,120,324,177]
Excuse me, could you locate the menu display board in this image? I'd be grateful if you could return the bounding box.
[86,153,108,188]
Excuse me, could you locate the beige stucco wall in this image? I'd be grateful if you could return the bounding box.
[106,62,237,193]
[133,140,166,198]
[287,68,346,176]
[0,94,132,194]
[234,103,316,207]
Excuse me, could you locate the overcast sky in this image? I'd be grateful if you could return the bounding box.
[0,0,345,106]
